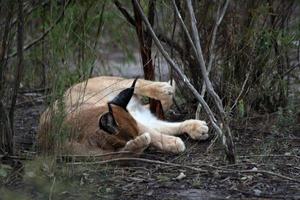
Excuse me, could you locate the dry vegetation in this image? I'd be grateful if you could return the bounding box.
[0,0,299,199]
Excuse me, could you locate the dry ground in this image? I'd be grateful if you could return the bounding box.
[0,92,299,200]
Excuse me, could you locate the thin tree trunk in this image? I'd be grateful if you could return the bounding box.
[0,1,14,155]
[41,3,46,88]
[133,0,236,163]
[132,0,164,119]
[186,0,235,163]
[132,0,155,80]
[0,102,13,154]
[9,0,24,142]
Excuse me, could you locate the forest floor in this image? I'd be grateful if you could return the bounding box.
[0,91,299,200]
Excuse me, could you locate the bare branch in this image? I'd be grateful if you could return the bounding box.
[186,0,225,117]
[133,0,235,163]
[9,0,24,148]
[185,0,235,163]
[0,1,49,28]
[0,2,14,91]
[230,72,250,112]
[171,0,198,56]
[6,0,71,59]
[114,0,186,64]
[90,1,106,77]
[114,0,136,26]
[217,0,230,25]
[0,1,14,155]
[197,0,230,119]
[157,33,185,58]
[132,0,224,142]
[68,157,300,183]
[201,0,230,96]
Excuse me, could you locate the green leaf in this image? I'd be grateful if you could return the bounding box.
[0,168,8,177]
[238,100,245,117]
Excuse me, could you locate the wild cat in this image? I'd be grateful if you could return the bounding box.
[37,76,209,157]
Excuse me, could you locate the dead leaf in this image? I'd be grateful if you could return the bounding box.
[175,172,186,180]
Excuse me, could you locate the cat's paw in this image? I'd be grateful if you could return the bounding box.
[181,119,209,140]
[137,132,151,146]
[154,82,174,111]
[167,137,186,153]
[154,135,186,153]
[125,132,151,153]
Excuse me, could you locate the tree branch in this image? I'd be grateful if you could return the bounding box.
[9,0,24,152]
[6,0,71,59]
[230,72,250,112]
[157,33,185,58]
[114,0,136,26]
[68,157,300,183]
[171,0,198,60]
[0,1,49,28]
[201,0,230,97]
[0,1,14,92]
[133,0,235,163]
[132,0,223,145]
[186,0,235,163]
[186,0,225,117]
[115,0,186,65]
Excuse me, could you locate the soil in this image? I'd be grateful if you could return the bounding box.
[0,91,299,200]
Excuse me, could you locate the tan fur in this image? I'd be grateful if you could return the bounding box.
[37,76,209,157]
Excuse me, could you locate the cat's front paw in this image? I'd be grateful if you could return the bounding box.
[181,120,209,140]
[125,132,151,153]
[153,82,174,111]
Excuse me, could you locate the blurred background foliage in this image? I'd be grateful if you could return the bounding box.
[0,0,299,198]
[0,0,299,153]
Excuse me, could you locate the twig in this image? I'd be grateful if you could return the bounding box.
[90,1,106,77]
[229,169,300,183]
[282,63,300,77]
[230,72,250,112]
[158,33,185,58]
[186,0,235,163]
[231,188,294,199]
[19,87,51,94]
[59,151,133,158]
[6,0,71,59]
[171,0,198,61]
[9,0,24,137]
[0,1,49,28]
[0,2,14,154]
[93,2,106,50]
[132,0,237,163]
[49,177,56,200]
[186,0,226,117]
[3,164,24,185]
[200,0,230,97]
[132,0,222,139]
[206,135,218,152]
[67,157,300,183]
[0,154,35,160]
[114,0,186,62]
[67,157,208,173]
[0,1,14,91]
[239,154,300,159]
[114,0,136,26]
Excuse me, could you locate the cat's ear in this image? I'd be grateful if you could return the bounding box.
[99,103,138,140]
[109,78,138,111]
[99,111,118,135]
[99,78,139,137]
